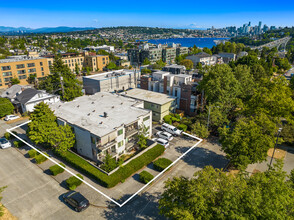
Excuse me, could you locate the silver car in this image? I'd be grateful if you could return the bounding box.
[0,138,11,149]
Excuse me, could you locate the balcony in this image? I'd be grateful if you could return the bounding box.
[125,129,138,138]
[97,140,116,151]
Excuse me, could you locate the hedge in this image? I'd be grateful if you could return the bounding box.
[66,174,83,190]
[153,158,173,172]
[139,171,154,184]
[28,149,38,158]
[13,140,24,148]
[49,163,65,176]
[35,153,49,164]
[54,144,165,188]
[4,132,10,140]
[177,124,188,132]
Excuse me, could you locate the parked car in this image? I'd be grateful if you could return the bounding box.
[161,123,182,136]
[63,191,90,212]
[156,138,169,148]
[0,138,11,149]
[4,115,20,121]
[156,131,173,141]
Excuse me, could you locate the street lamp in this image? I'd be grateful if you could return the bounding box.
[269,127,282,169]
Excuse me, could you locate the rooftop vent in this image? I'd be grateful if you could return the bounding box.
[103,112,108,118]
[92,102,94,104]
[87,113,91,116]
[121,102,123,105]
[77,105,80,108]
[112,106,114,108]
[92,110,95,112]
[100,121,103,124]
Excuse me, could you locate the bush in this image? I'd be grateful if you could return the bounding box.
[139,171,154,184]
[49,163,65,176]
[177,124,188,132]
[54,144,165,188]
[153,158,172,171]
[35,153,49,164]
[66,174,83,190]
[171,117,180,122]
[28,149,38,158]
[163,115,172,124]
[4,132,10,140]
[13,140,24,148]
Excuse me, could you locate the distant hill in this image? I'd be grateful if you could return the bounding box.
[0,26,96,33]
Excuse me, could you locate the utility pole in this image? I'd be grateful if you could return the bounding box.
[207,105,211,130]
[269,127,282,169]
[59,72,65,97]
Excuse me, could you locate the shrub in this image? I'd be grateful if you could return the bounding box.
[54,144,165,188]
[28,149,38,158]
[163,115,172,124]
[35,153,49,164]
[4,132,10,140]
[177,124,188,132]
[153,158,172,172]
[171,117,180,122]
[139,171,154,184]
[66,174,83,190]
[13,140,24,148]
[49,163,65,176]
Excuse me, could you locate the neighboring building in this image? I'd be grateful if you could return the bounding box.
[13,88,60,113]
[186,52,215,66]
[162,64,186,75]
[176,47,189,56]
[140,71,203,116]
[83,45,114,53]
[218,53,236,63]
[115,59,130,68]
[0,56,50,89]
[162,48,177,64]
[127,49,141,66]
[237,51,248,59]
[84,55,109,71]
[141,48,162,63]
[49,92,152,162]
[83,69,140,94]
[1,84,25,100]
[122,88,176,122]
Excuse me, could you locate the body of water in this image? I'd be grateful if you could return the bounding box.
[147,37,230,49]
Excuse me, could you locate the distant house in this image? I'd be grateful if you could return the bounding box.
[218,53,236,63]
[186,52,214,66]
[13,88,60,113]
[1,85,25,100]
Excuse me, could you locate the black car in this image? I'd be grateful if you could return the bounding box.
[63,191,90,212]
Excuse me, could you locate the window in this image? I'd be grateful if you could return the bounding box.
[2,72,12,77]
[91,136,95,144]
[40,62,43,66]
[19,75,27,80]
[42,72,44,76]
[143,116,149,122]
[27,63,35,67]
[103,58,105,61]
[4,77,12,82]
[117,140,123,147]
[17,70,26,74]
[1,66,11,71]
[65,60,67,63]
[48,61,52,66]
[16,64,25,69]
[28,68,36,73]
[103,62,105,64]
[118,129,123,136]
[41,67,44,71]
[0,78,1,82]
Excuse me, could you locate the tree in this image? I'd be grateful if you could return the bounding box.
[27,102,57,145]
[155,59,166,68]
[180,59,193,70]
[143,58,151,65]
[137,123,149,149]
[0,186,7,217]
[195,62,202,70]
[11,77,20,85]
[74,63,80,75]
[159,161,294,220]
[38,56,83,101]
[101,153,117,172]
[190,122,209,139]
[0,98,14,118]
[106,62,117,70]
[219,113,276,169]
[202,47,212,55]
[141,68,151,75]
[280,123,294,145]
[48,124,75,153]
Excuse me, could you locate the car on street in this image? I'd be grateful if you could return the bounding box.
[161,123,182,136]
[62,191,90,212]
[156,138,169,148]
[0,138,11,149]
[4,115,20,121]
[156,131,173,141]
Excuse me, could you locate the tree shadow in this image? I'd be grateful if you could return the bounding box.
[132,173,141,182]
[43,169,52,175]
[147,162,155,170]
[180,147,228,169]
[59,180,68,190]
[103,192,165,220]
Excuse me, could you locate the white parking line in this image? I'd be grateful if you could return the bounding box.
[7,121,202,207]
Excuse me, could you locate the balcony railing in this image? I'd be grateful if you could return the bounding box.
[125,129,138,138]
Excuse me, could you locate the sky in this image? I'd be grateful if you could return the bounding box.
[0,0,294,29]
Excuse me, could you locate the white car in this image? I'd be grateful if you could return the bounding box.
[156,138,169,148]
[4,115,20,121]
[161,123,182,136]
[156,131,173,141]
[0,138,11,149]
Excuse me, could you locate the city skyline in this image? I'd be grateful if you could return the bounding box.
[0,0,294,29]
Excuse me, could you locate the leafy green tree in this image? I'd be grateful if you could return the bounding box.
[137,123,149,149]
[101,153,117,172]
[27,102,57,145]
[180,59,193,70]
[141,68,151,75]
[48,124,75,153]
[143,58,151,65]
[195,62,202,70]
[155,59,166,68]
[38,56,83,101]
[106,62,117,70]
[0,186,7,217]
[190,122,209,139]
[280,123,294,145]
[0,98,14,117]
[74,63,80,75]
[11,77,20,85]
[219,113,276,169]
[202,47,212,55]
[159,161,294,220]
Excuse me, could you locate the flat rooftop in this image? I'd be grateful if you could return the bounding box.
[0,56,46,64]
[49,92,150,137]
[123,88,175,105]
[83,69,138,81]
